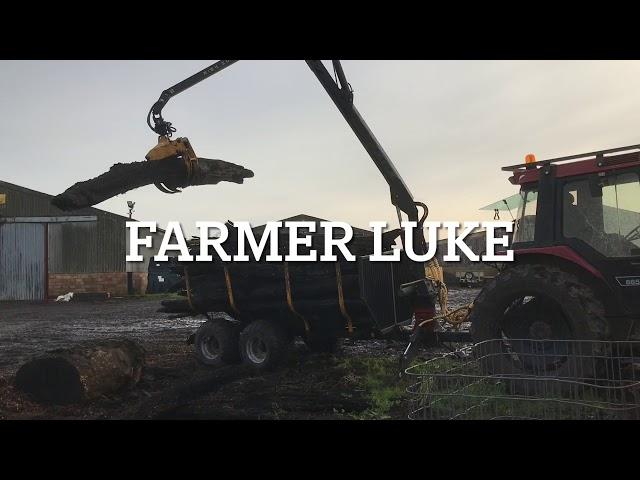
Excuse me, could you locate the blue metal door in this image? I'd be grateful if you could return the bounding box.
[0,223,46,300]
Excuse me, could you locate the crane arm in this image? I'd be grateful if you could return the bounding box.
[147,60,428,253]
[148,60,239,137]
[305,60,420,223]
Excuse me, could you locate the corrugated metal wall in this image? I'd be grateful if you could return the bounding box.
[1,181,129,274]
[48,218,126,273]
[97,214,126,272]
[0,223,46,300]
[48,221,99,273]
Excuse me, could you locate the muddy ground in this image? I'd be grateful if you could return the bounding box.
[0,288,478,420]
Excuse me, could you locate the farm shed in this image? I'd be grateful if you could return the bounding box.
[0,180,165,300]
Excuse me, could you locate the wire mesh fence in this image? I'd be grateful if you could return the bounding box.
[406,339,640,420]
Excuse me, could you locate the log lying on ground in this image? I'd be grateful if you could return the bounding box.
[159,298,194,313]
[15,339,145,405]
[51,157,254,211]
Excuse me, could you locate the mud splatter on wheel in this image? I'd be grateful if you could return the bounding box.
[469,264,610,383]
[194,318,241,366]
[239,320,291,372]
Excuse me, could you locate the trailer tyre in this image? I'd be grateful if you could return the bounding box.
[194,318,241,366]
[239,320,290,372]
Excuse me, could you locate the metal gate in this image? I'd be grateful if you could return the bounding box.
[0,223,46,300]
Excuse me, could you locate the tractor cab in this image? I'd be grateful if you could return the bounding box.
[510,153,640,250]
[504,146,640,319]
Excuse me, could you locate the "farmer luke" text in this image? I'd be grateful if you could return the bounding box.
[126,221,514,263]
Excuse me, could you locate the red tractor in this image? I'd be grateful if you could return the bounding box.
[469,145,640,377]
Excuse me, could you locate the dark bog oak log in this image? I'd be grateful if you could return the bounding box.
[162,259,369,328]
[15,339,145,405]
[287,275,360,299]
[187,271,359,302]
[184,264,358,282]
[159,298,194,313]
[51,157,254,211]
[185,294,367,316]
[188,226,399,262]
[189,277,244,303]
[167,278,186,293]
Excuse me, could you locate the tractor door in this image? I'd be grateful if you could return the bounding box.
[559,168,640,315]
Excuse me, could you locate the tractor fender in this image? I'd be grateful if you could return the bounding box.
[511,246,620,315]
[515,246,604,280]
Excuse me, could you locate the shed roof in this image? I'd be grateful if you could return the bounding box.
[0,180,162,230]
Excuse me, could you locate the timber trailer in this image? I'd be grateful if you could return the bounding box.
[146,60,441,371]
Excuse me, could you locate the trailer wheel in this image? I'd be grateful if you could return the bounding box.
[470,264,609,384]
[194,318,241,366]
[239,320,290,372]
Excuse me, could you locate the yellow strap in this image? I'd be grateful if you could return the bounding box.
[284,262,311,333]
[223,266,240,316]
[335,262,354,333]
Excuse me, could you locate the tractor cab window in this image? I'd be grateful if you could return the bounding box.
[513,189,537,243]
[563,171,640,257]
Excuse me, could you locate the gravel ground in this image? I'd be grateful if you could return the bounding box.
[0,288,480,419]
[0,296,202,373]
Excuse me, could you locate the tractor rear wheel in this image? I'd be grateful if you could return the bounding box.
[469,264,609,383]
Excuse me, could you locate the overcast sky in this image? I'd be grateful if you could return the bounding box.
[2,60,640,236]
